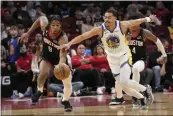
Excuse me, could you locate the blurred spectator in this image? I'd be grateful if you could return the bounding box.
[48,75,84,97]
[8,26,20,63]
[148,47,166,92]
[1,45,8,61]
[139,68,154,88]
[93,7,103,27]
[72,44,104,94]
[168,17,173,40]
[11,44,33,99]
[31,40,42,94]
[2,9,15,26]
[17,24,25,37]
[71,9,84,34]
[81,15,94,34]
[46,2,54,15]
[6,1,16,15]
[35,5,46,20]
[83,3,94,18]
[92,44,115,94]
[13,3,32,28]
[60,3,70,18]
[23,1,36,22]
[154,1,169,26]
[1,23,8,40]
[84,39,92,55]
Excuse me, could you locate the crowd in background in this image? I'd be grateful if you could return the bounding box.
[1,1,173,98]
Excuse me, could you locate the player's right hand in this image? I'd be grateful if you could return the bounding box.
[20,33,29,43]
[59,43,70,51]
[149,15,157,23]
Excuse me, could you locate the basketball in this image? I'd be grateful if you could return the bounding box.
[54,63,71,80]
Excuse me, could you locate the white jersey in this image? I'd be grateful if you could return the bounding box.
[101,20,129,57]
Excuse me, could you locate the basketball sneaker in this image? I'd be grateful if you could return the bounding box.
[141,85,154,105]
[31,90,43,104]
[139,98,147,110]
[109,97,125,105]
[132,97,140,108]
[61,100,73,112]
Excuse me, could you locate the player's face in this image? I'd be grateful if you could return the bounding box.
[50,20,61,34]
[104,13,116,27]
[129,25,140,33]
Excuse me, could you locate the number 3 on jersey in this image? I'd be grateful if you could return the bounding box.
[132,47,136,54]
[48,46,52,52]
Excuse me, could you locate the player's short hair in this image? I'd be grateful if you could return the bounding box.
[49,15,62,24]
[105,8,117,17]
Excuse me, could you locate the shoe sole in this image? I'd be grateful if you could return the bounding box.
[65,108,73,112]
[109,101,125,105]
[146,85,154,105]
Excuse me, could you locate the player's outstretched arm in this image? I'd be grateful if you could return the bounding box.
[59,27,102,50]
[121,15,156,33]
[59,35,69,64]
[143,29,167,64]
[20,16,48,42]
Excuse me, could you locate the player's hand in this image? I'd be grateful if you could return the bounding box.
[20,33,29,43]
[59,43,70,51]
[160,57,167,64]
[157,56,167,64]
[149,15,157,23]
[100,68,107,72]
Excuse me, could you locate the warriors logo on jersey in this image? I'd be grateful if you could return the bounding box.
[106,33,120,49]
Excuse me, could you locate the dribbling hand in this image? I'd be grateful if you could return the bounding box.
[20,33,29,43]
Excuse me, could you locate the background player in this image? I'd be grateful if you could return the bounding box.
[110,15,167,107]
[20,15,73,112]
[59,8,157,109]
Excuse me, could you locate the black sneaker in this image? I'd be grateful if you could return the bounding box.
[140,98,147,110]
[31,90,42,105]
[132,97,139,108]
[61,100,73,112]
[141,85,154,105]
[109,97,125,105]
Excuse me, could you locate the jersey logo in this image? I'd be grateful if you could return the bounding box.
[106,34,120,49]
[137,36,142,40]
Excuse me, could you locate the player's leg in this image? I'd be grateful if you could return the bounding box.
[119,60,154,108]
[132,60,145,83]
[61,72,73,112]
[107,56,124,105]
[132,60,145,107]
[31,60,51,104]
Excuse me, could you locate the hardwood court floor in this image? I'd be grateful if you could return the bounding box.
[1,92,173,115]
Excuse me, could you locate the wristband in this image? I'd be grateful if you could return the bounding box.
[146,17,151,22]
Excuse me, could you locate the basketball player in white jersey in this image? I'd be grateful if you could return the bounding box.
[59,8,157,109]
[109,15,167,107]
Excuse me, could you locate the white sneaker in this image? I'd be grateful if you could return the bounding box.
[73,90,81,96]
[57,92,63,97]
[19,93,24,99]
[97,87,103,95]
[111,87,115,94]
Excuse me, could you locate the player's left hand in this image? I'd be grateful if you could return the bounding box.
[157,56,167,64]
[149,15,157,23]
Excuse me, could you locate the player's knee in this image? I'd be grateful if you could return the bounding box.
[132,67,138,74]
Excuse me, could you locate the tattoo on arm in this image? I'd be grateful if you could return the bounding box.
[142,29,157,42]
